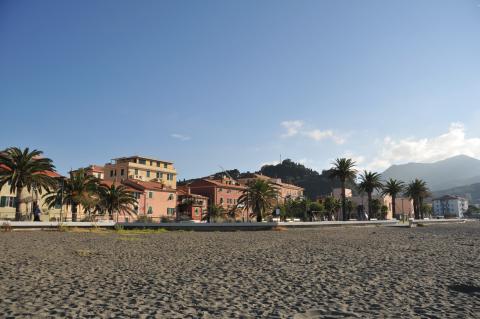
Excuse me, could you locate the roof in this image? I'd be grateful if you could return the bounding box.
[177,185,209,198]
[192,178,246,190]
[87,165,104,173]
[123,179,176,192]
[100,180,137,192]
[433,195,467,201]
[0,164,62,178]
[238,173,304,190]
[111,155,174,164]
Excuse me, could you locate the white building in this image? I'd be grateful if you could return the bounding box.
[432,195,468,218]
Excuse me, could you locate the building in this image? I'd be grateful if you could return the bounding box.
[0,166,64,221]
[237,173,304,203]
[331,188,414,220]
[176,185,209,221]
[432,195,468,218]
[122,179,177,222]
[188,176,246,217]
[103,155,177,189]
[71,165,104,179]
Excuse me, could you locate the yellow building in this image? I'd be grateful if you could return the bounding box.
[103,155,177,188]
[0,170,64,221]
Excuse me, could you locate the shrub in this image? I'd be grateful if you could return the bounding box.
[114,224,124,231]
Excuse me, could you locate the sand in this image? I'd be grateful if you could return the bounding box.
[0,223,479,318]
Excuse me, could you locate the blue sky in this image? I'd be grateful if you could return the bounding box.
[1,0,480,179]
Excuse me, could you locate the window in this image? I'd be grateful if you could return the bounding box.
[150,160,153,166]
[164,163,168,168]
[156,172,162,179]
[227,189,231,193]
[194,208,199,216]
[149,192,153,199]
[147,206,153,214]
[146,170,151,178]
[120,169,125,176]
[134,206,138,213]
[220,198,224,204]
[0,196,15,208]
[167,173,174,181]
[134,169,139,175]
[218,188,223,192]
[139,159,146,165]
[167,208,175,215]
[110,170,114,177]
[156,161,160,167]
[168,194,174,200]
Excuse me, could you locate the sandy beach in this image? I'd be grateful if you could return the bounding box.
[0,223,479,318]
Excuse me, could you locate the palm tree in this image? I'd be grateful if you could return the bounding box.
[381,179,405,219]
[358,171,383,220]
[404,179,430,219]
[330,158,357,221]
[98,183,138,222]
[0,147,57,220]
[238,179,279,222]
[44,169,99,222]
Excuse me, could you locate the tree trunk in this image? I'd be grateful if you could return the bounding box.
[15,186,23,221]
[341,180,346,221]
[414,198,419,219]
[419,197,424,219]
[391,194,396,220]
[367,192,372,220]
[72,203,78,222]
[256,209,262,222]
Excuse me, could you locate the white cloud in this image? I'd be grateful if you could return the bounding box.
[366,122,480,171]
[171,133,191,141]
[281,120,304,137]
[280,120,345,144]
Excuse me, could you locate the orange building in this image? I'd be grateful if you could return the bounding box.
[237,173,304,203]
[188,176,246,214]
[176,185,208,221]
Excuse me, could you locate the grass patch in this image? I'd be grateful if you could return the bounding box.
[74,249,95,257]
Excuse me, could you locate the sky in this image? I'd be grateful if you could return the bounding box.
[1,0,480,179]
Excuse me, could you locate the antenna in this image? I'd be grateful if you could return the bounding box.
[218,165,234,180]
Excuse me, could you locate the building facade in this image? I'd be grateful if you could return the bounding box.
[0,169,63,221]
[103,156,177,189]
[237,173,304,203]
[432,195,468,218]
[188,177,246,216]
[176,185,209,221]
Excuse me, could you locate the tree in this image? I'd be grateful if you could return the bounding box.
[44,169,99,222]
[0,147,57,220]
[203,204,227,223]
[369,199,382,219]
[404,179,430,219]
[381,179,405,219]
[345,199,354,220]
[330,158,357,221]
[98,183,138,222]
[358,171,383,220]
[323,196,341,221]
[309,201,324,221]
[238,179,278,222]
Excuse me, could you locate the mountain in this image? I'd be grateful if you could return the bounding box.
[381,155,480,191]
